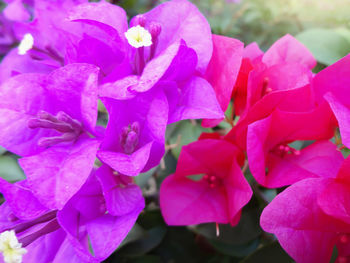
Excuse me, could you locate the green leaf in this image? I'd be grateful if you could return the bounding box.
[168,120,210,158]
[194,209,261,245]
[135,166,157,188]
[208,238,260,258]
[241,241,293,263]
[118,223,146,249]
[127,255,162,263]
[0,156,25,182]
[0,147,6,155]
[117,226,167,257]
[296,28,350,65]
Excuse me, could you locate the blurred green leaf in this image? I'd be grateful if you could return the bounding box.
[0,156,25,182]
[135,166,157,188]
[209,238,259,258]
[240,241,293,263]
[194,209,261,246]
[296,28,350,65]
[117,226,167,257]
[168,120,210,158]
[0,147,6,155]
[118,223,146,249]
[127,255,162,263]
[138,209,165,229]
[154,226,206,263]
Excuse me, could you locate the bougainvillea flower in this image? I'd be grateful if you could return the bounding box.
[226,84,323,150]
[201,34,243,127]
[160,139,252,225]
[246,108,338,187]
[0,13,16,55]
[0,0,89,83]
[0,63,100,209]
[0,169,144,262]
[98,87,168,176]
[70,0,211,82]
[261,177,350,263]
[70,0,223,122]
[232,42,263,116]
[232,34,315,118]
[2,0,33,22]
[311,54,350,148]
[261,157,350,263]
[244,34,315,113]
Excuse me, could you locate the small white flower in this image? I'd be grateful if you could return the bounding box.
[0,230,27,263]
[18,33,34,55]
[124,25,152,48]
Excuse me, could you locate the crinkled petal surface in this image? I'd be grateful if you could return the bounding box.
[324,92,350,148]
[261,178,350,263]
[168,76,223,123]
[0,73,53,156]
[160,139,251,225]
[160,175,230,225]
[202,35,243,127]
[98,88,168,175]
[266,140,343,187]
[96,165,144,216]
[19,137,100,209]
[0,63,99,156]
[247,108,337,187]
[58,174,144,262]
[99,41,197,99]
[262,34,316,69]
[0,179,48,220]
[68,1,128,38]
[3,0,30,21]
[313,54,350,103]
[139,0,212,73]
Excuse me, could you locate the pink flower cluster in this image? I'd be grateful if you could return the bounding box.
[160,34,350,263]
[1,0,350,262]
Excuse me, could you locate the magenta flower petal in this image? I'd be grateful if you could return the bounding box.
[160,139,251,225]
[261,178,347,263]
[262,34,316,69]
[139,0,212,73]
[68,1,128,39]
[267,140,343,186]
[98,142,153,177]
[19,137,100,209]
[160,175,229,225]
[0,74,54,156]
[96,165,144,216]
[58,174,144,262]
[318,180,350,225]
[99,41,197,99]
[0,179,48,220]
[98,88,168,175]
[0,49,58,85]
[202,35,244,127]
[3,0,30,22]
[324,92,350,148]
[168,76,224,123]
[0,63,99,156]
[247,108,337,187]
[312,54,350,103]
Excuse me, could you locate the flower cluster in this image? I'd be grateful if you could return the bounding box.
[160,33,350,262]
[1,0,350,262]
[0,0,224,262]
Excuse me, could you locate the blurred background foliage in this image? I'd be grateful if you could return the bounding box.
[1,0,349,262]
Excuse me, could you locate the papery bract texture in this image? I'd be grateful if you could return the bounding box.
[160,139,251,226]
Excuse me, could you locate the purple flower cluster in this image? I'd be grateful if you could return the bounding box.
[0,0,223,262]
